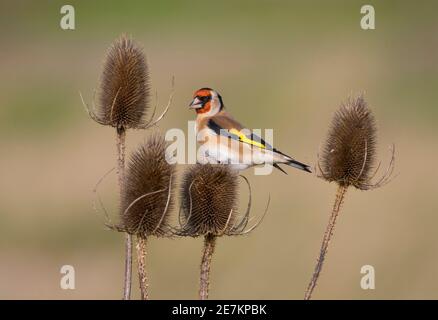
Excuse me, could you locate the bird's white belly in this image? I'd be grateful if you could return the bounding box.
[198,140,248,168]
[197,139,277,171]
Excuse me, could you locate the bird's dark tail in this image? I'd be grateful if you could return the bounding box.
[273,159,312,175]
[272,148,312,174]
[285,159,312,173]
[273,163,288,175]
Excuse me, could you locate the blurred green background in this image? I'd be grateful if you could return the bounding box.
[0,0,437,299]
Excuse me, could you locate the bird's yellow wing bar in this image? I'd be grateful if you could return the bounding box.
[207,118,270,149]
[229,128,266,149]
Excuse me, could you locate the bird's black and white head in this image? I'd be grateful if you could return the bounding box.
[189,88,224,117]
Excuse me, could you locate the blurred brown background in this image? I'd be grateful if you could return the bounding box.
[0,0,437,299]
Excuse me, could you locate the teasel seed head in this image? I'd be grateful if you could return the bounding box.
[120,134,175,238]
[179,164,240,237]
[97,35,150,130]
[305,94,396,299]
[318,94,395,190]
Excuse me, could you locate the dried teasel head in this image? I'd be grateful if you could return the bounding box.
[318,94,395,190]
[81,35,175,132]
[180,164,239,237]
[97,35,150,130]
[178,164,270,237]
[120,134,175,237]
[179,164,238,237]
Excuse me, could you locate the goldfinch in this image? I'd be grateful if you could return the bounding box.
[189,88,311,174]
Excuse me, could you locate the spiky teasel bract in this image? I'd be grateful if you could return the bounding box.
[97,35,150,130]
[305,94,395,300]
[120,134,175,238]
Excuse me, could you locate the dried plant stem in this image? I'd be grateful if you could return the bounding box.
[116,127,126,192]
[116,128,132,300]
[304,184,348,300]
[123,233,132,300]
[199,233,216,300]
[136,236,149,300]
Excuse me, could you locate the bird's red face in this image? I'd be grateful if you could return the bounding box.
[189,88,214,114]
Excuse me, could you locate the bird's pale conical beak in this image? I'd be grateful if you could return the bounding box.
[189,97,203,109]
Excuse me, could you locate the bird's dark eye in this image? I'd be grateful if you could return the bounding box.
[198,95,211,103]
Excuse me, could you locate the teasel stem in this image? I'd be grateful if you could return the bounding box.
[116,127,126,189]
[116,127,132,301]
[136,236,148,300]
[199,233,216,300]
[304,184,348,300]
[123,233,133,300]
